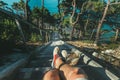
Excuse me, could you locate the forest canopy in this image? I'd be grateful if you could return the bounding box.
[0,0,120,53]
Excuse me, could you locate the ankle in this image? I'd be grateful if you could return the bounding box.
[53,54,59,63]
[55,57,64,69]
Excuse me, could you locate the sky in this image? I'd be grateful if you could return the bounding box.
[2,0,111,13]
[2,0,58,13]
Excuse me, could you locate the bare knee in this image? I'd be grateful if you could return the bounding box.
[43,69,60,80]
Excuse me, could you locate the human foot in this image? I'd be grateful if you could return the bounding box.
[51,46,60,68]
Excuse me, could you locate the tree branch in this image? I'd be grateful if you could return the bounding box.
[70,0,76,25]
[73,2,86,24]
[110,2,120,5]
[70,0,86,25]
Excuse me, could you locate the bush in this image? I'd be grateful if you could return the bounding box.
[30,33,41,42]
[107,43,119,49]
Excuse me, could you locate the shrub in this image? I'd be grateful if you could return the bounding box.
[30,33,41,42]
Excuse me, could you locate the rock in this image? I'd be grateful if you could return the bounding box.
[92,52,99,57]
[98,56,105,60]
[101,51,105,54]
[111,58,115,62]
[105,49,113,54]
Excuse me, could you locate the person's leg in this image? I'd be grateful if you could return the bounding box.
[43,69,60,80]
[56,58,88,80]
[52,47,88,80]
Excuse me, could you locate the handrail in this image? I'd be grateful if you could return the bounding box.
[0,58,28,80]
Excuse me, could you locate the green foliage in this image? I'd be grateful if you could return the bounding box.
[0,13,22,52]
[85,1,104,12]
[19,0,25,10]
[110,4,120,14]
[81,40,94,43]
[0,1,8,7]
[32,7,41,19]
[12,2,21,11]
[32,7,55,24]
[0,19,20,41]
[30,33,42,42]
[12,0,25,15]
[63,17,70,26]
[52,13,60,19]
[94,2,104,12]
[105,43,119,49]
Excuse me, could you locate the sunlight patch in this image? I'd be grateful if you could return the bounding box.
[50,40,65,46]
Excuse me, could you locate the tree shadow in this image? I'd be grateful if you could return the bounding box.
[77,55,113,80]
[81,65,111,80]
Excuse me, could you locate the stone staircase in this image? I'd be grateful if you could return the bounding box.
[13,43,120,80]
[14,44,72,80]
[14,46,54,80]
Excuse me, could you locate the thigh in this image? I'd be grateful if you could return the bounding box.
[43,69,60,80]
[68,68,87,80]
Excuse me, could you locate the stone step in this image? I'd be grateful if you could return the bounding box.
[15,67,51,80]
[32,54,52,60]
[27,59,52,67]
[36,54,53,58]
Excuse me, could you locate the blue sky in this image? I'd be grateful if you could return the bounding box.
[2,0,111,13]
[2,0,58,13]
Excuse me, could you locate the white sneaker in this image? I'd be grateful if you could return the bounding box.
[51,46,59,68]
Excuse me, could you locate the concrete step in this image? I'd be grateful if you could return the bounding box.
[27,59,52,67]
[14,67,51,80]
[36,55,52,58]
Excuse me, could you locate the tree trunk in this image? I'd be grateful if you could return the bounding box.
[84,19,89,36]
[41,0,44,29]
[45,32,49,42]
[38,19,42,37]
[89,29,95,40]
[94,0,110,45]
[58,0,60,15]
[69,0,85,40]
[24,0,31,21]
[15,19,29,52]
[70,26,75,40]
[69,0,79,40]
[25,0,28,20]
[15,19,26,43]
[114,28,119,41]
[78,29,83,40]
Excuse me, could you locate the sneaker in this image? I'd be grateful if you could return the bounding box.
[61,50,68,60]
[51,46,60,68]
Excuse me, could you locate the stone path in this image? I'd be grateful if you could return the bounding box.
[14,43,72,80]
[13,42,120,80]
